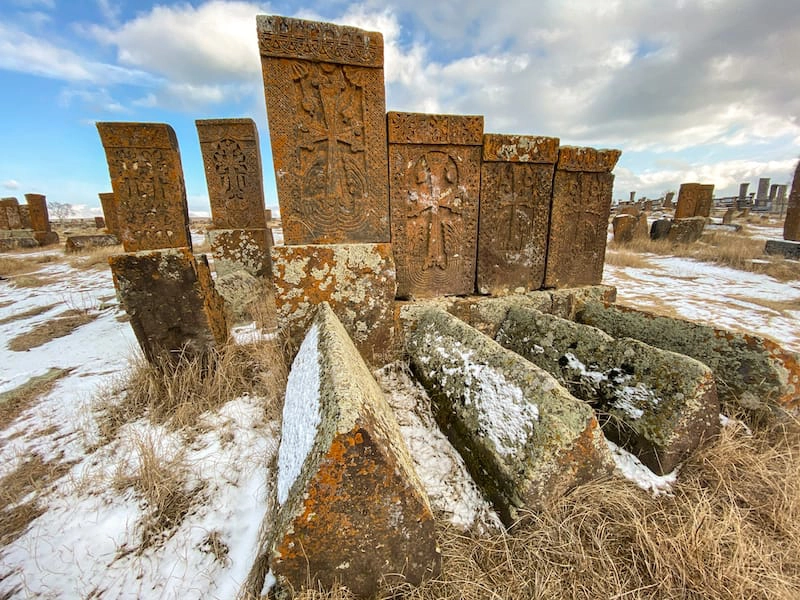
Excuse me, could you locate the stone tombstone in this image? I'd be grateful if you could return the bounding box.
[96,122,192,253]
[612,214,637,243]
[643,199,653,212]
[629,191,636,203]
[784,161,800,241]
[24,193,50,233]
[756,177,770,207]
[98,192,120,236]
[738,182,749,204]
[664,191,675,208]
[5,206,22,230]
[769,183,779,205]
[777,185,788,205]
[695,184,714,217]
[196,118,267,230]
[258,15,389,245]
[675,183,702,218]
[477,134,559,295]
[17,206,32,229]
[0,205,8,230]
[0,197,19,208]
[544,146,621,288]
[388,112,483,298]
[95,216,106,229]
[722,207,736,224]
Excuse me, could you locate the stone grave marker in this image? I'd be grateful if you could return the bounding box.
[98,192,120,236]
[756,177,770,207]
[24,193,51,234]
[477,134,559,295]
[388,112,483,298]
[695,184,714,217]
[18,206,32,229]
[663,191,675,208]
[675,183,701,218]
[783,161,800,241]
[258,15,389,245]
[95,216,106,229]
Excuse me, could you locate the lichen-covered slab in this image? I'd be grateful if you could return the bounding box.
[667,216,705,243]
[478,134,558,294]
[108,248,228,363]
[496,307,719,474]
[96,122,192,252]
[577,302,800,412]
[258,15,389,245]
[544,146,620,288]
[271,243,396,366]
[406,307,614,525]
[267,303,439,598]
[98,192,120,236]
[206,228,272,278]
[784,160,800,241]
[65,234,119,253]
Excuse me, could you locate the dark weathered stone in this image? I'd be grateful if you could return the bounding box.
[267,303,439,598]
[98,192,120,236]
[783,160,800,241]
[271,243,396,366]
[477,134,558,294]
[650,218,672,240]
[96,122,192,252]
[108,248,228,363]
[206,228,272,278]
[496,307,719,474]
[667,216,705,243]
[94,216,106,229]
[577,302,800,412]
[258,15,389,245]
[388,112,483,298]
[214,269,271,325]
[0,203,8,230]
[406,307,614,525]
[756,177,770,206]
[65,234,119,252]
[196,118,267,230]
[544,146,620,288]
[24,193,50,233]
[765,239,800,259]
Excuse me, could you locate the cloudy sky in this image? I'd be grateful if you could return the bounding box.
[1,0,798,216]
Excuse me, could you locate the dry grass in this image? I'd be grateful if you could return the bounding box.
[7,309,97,351]
[0,253,60,277]
[0,367,72,430]
[604,247,655,269]
[67,245,121,270]
[0,302,58,326]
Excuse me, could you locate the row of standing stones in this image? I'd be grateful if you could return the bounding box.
[84,14,800,599]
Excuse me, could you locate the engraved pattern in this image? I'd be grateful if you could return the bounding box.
[115,148,171,206]
[387,113,483,145]
[212,139,248,202]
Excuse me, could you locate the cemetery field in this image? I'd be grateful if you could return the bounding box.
[1,232,800,599]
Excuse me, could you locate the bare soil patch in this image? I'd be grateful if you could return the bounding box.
[0,367,73,430]
[7,310,97,352]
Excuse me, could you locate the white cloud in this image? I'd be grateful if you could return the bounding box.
[3,180,20,190]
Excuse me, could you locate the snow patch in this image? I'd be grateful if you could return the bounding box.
[607,439,677,496]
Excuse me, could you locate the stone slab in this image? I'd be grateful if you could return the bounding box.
[258,15,389,245]
[675,183,713,219]
[17,206,32,229]
[0,204,7,230]
[406,307,614,525]
[612,214,637,243]
[555,146,621,172]
[96,122,192,252]
[5,206,22,230]
[388,112,483,298]
[765,239,800,259]
[267,303,439,597]
[94,216,106,229]
[667,216,705,243]
[477,134,558,294]
[108,248,228,363]
[207,228,272,278]
[24,193,50,232]
[33,231,60,246]
[271,243,396,366]
[65,234,120,253]
[98,192,120,236]
[0,197,19,208]
[196,118,267,230]
[784,160,800,241]
[695,184,714,217]
[650,218,672,240]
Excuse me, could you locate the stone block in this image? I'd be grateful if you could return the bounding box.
[96,122,192,252]
[0,204,7,230]
[207,228,272,278]
[650,218,672,240]
[478,134,558,294]
[784,160,800,241]
[388,112,483,298]
[108,248,228,363]
[258,15,389,245]
[271,243,396,366]
[544,146,620,288]
[577,302,800,412]
[196,118,267,230]
[695,184,714,217]
[34,231,60,246]
[765,239,800,259]
[496,307,719,474]
[406,307,614,525]
[94,216,106,229]
[65,234,119,252]
[5,206,22,229]
[722,207,736,224]
[612,214,637,243]
[213,269,270,324]
[17,206,32,229]
[0,197,19,208]
[267,303,439,598]
[24,193,50,232]
[675,183,713,219]
[617,205,640,217]
[98,192,120,236]
[667,216,705,243]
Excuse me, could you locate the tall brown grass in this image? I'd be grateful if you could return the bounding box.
[67,245,121,270]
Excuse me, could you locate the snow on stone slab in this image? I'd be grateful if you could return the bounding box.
[607,439,677,496]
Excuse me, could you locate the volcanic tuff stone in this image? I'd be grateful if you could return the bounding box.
[388,112,483,298]
[477,134,558,294]
[213,269,270,325]
[196,118,267,230]
[258,15,389,245]
[544,146,620,288]
[206,228,272,278]
[495,307,719,474]
[577,302,800,412]
[24,194,50,233]
[34,231,60,246]
[675,183,714,219]
[271,243,396,367]
[97,122,192,252]
[18,206,32,229]
[612,214,637,243]
[667,216,706,243]
[784,160,800,241]
[65,234,120,253]
[98,192,120,236]
[5,206,22,230]
[765,239,800,259]
[94,217,106,229]
[664,191,675,208]
[406,307,614,525]
[266,303,439,598]
[0,204,8,230]
[108,248,228,363]
[722,207,736,224]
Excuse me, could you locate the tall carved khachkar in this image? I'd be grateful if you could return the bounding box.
[25,193,59,246]
[544,146,621,288]
[478,134,559,295]
[388,112,483,298]
[784,160,800,241]
[675,183,714,219]
[258,15,389,244]
[96,122,192,252]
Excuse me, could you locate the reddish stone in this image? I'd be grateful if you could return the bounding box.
[675,183,713,219]
[98,192,120,236]
[783,160,800,241]
[96,122,192,252]
[17,206,32,229]
[612,214,637,243]
[0,205,8,230]
[5,206,22,229]
[206,228,272,278]
[94,216,106,229]
[388,112,483,298]
[258,15,389,245]
[24,193,50,232]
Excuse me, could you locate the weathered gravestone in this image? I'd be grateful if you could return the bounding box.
[612,214,637,243]
[17,206,32,229]
[477,134,559,295]
[1,198,22,230]
[24,193,50,233]
[65,234,119,253]
[98,192,120,236]
[96,122,192,252]
[695,184,714,217]
[722,207,736,224]
[544,146,620,288]
[668,216,706,243]
[663,191,675,208]
[738,183,750,210]
[206,228,273,278]
[0,202,8,230]
[783,160,800,241]
[388,112,483,298]
[756,177,770,207]
[94,216,106,229]
[258,15,389,245]
[675,183,702,218]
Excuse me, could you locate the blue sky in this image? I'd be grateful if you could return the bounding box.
[1,0,798,217]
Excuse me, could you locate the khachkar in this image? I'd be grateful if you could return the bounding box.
[675,183,714,218]
[96,122,192,252]
[478,134,559,295]
[98,192,120,237]
[784,160,800,241]
[258,15,389,244]
[388,112,483,298]
[1,197,22,229]
[544,146,621,288]
[24,193,59,246]
[197,118,272,277]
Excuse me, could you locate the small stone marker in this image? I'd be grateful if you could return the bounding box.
[544,146,620,288]
[24,193,50,233]
[266,302,439,598]
[668,216,705,243]
[17,206,32,229]
[108,248,228,363]
[406,307,614,525]
[196,118,267,230]
[722,207,736,224]
[96,122,192,252]
[612,214,637,243]
[94,216,106,229]
[388,111,483,298]
[4,204,22,229]
[271,243,397,366]
[206,228,272,278]
[477,134,559,294]
[258,15,389,245]
[783,160,800,241]
[663,191,675,208]
[98,192,120,236]
[65,234,119,252]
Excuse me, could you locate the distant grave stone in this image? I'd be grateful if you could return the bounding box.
[783,161,800,241]
[98,192,120,236]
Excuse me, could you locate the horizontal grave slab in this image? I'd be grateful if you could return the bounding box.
[65,235,119,253]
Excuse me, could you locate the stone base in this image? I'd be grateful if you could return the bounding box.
[667,217,705,243]
[765,239,800,259]
[65,234,118,252]
[207,228,272,278]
